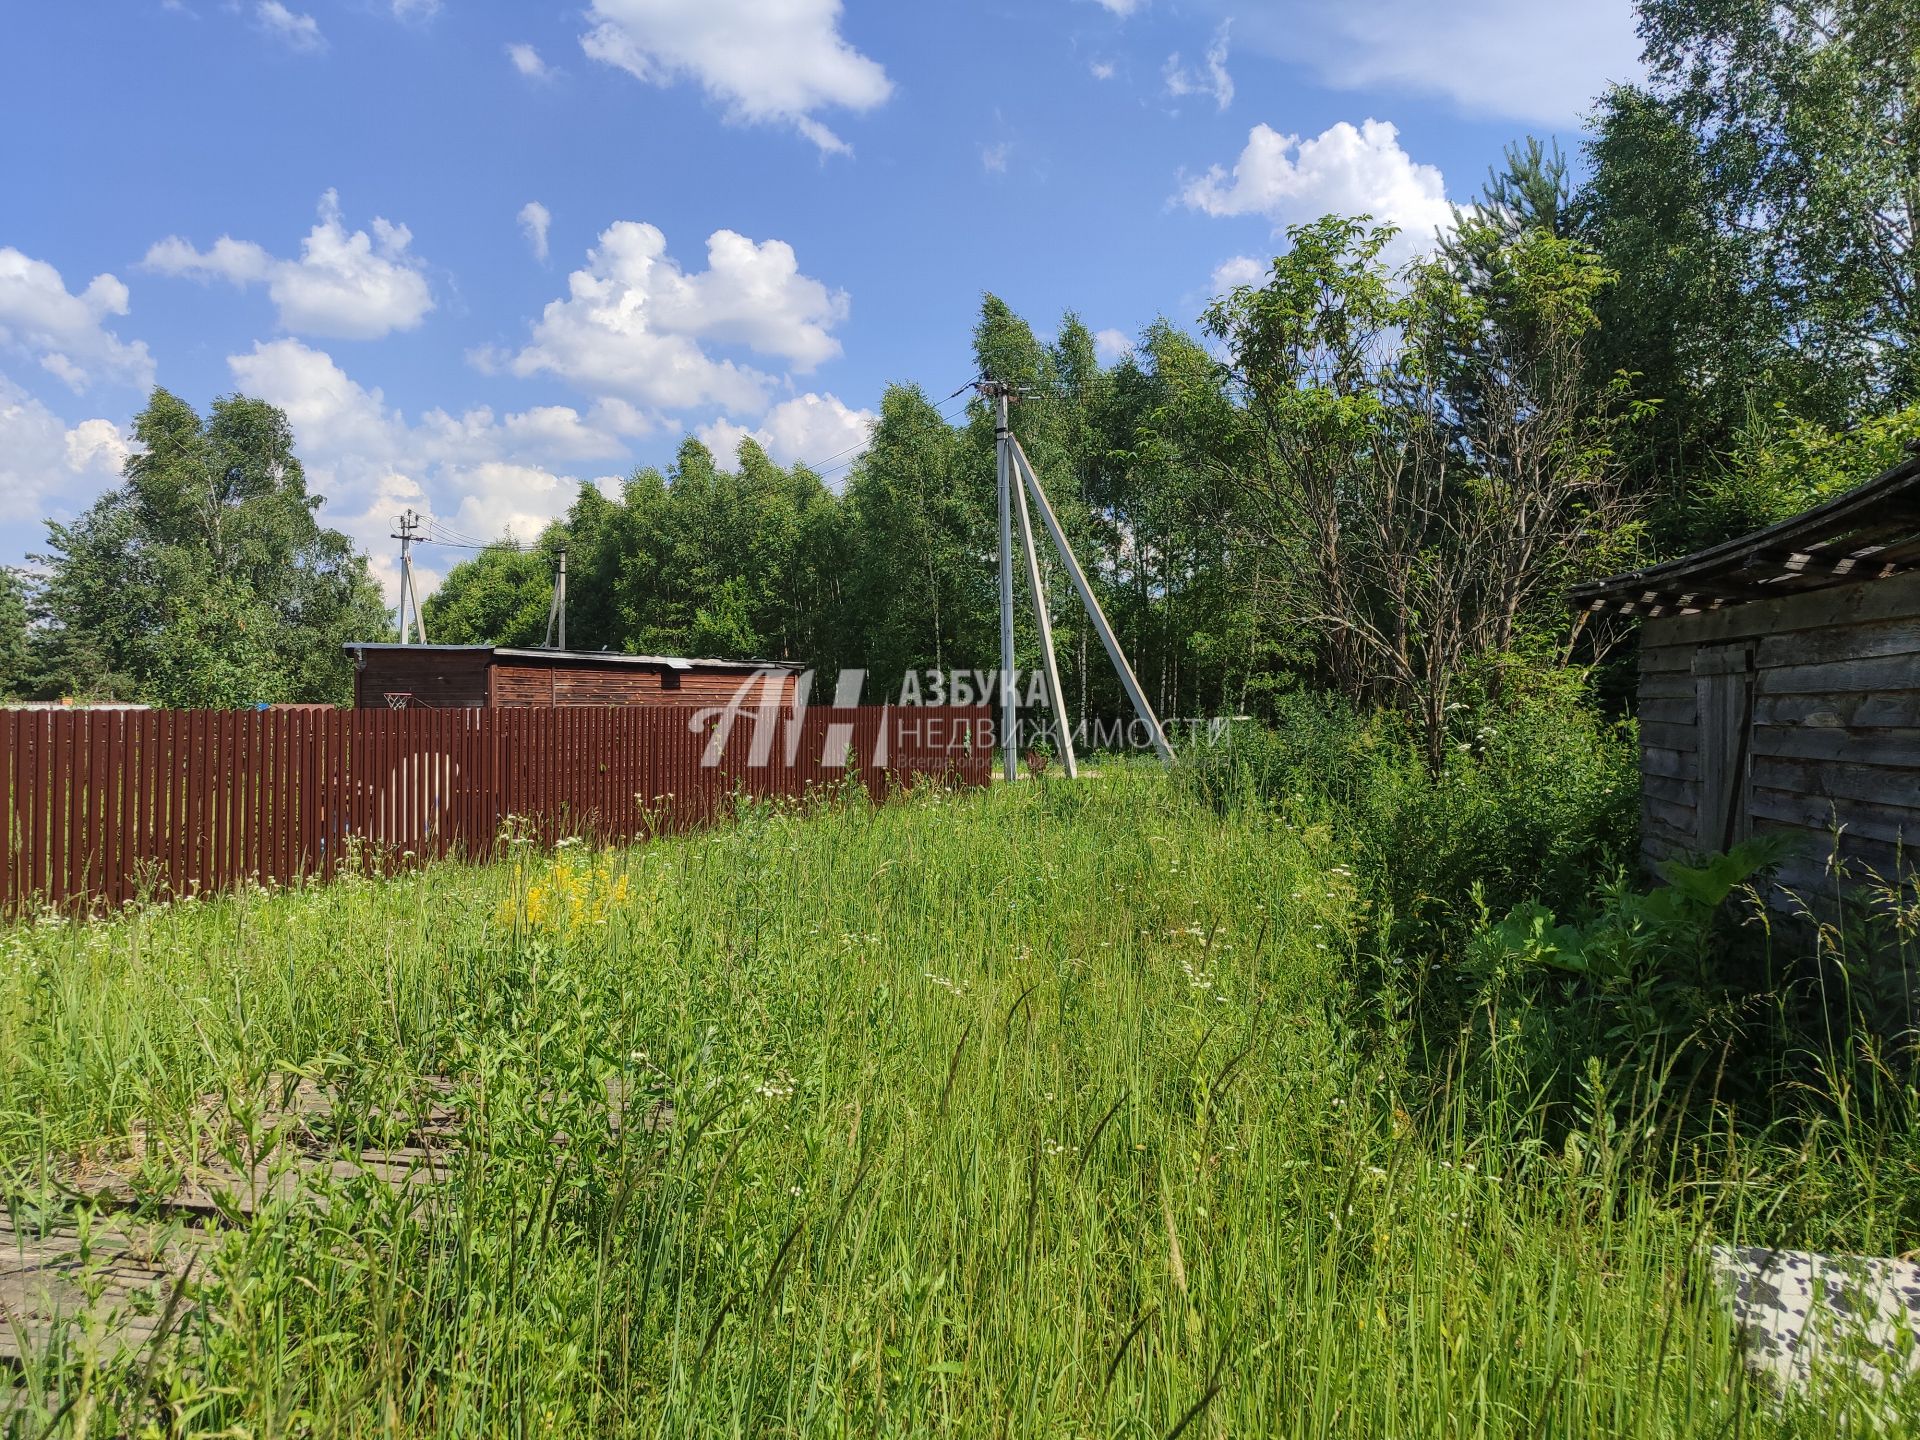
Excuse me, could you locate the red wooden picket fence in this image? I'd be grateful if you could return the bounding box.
[0,705,993,914]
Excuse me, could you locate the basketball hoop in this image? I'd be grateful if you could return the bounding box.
[383,692,413,710]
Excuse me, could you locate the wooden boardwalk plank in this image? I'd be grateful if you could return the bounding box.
[0,1213,206,1366]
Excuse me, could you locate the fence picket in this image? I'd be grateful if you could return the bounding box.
[1,704,990,913]
[49,712,66,907]
[0,714,14,911]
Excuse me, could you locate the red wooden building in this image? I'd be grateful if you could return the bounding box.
[345,644,803,710]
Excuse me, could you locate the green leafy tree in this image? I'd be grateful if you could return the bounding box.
[0,569,29,698]
[554,484,625,648]
[687,576,760,659]
[1190,216,1639,765]
[1114,322,1297,717]
[1582,0,1920,515]
[1640,0,1919,404]
[31,388,389,706]
[839,384,993,696]
[136,577,283,710]
[1441,141,1586,430]
[1580,88,1764,498]
[637,436,843,662]
[419,538,559,647]
[604,466,681,653]
[1675,404,1920,548]
[428,439,851,668]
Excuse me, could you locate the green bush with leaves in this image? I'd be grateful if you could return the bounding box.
[1672,403,1920,551]
[1183,669,1639,962]
[1463,839,1791,1097]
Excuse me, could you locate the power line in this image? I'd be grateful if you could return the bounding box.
[428,519,501,548]
[789,433,873,475]
[783,381,976,478]
[418,517,542,553]
[423,534,537,553]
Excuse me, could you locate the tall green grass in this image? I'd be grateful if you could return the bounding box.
[1,772,1912,1436]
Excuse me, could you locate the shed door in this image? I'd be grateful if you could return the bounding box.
[1693,643,1756,852]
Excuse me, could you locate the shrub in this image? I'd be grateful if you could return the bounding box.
[1462,838,1791,1104]
[1182,668,1639,962]
[1667,402,1920,552]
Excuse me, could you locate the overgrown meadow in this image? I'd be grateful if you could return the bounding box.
[1,767,1915,1437]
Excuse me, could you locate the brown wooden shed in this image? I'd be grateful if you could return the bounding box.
[345,644,802,711]
[1571,450,1920,897]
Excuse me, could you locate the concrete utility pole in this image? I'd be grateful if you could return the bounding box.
[1011,442,1173,764]
[392,509,427,645]
[543,549,568,650]
[993,387,1018,782]
[1011,426,1077,779]
[977,377,1169,776]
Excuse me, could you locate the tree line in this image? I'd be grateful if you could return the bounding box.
[6,0,1913,745]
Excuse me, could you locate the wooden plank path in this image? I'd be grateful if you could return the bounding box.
[1,1213,204,1368]
[1,1076,461,1375]
[2,1071,666,1386]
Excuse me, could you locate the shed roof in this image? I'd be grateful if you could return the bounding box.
[1571,448,1920,619]
[344,643,804,672]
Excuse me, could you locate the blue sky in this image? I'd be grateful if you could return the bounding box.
[0,0,1643,601]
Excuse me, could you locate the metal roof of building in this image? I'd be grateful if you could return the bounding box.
[343,643,804,672]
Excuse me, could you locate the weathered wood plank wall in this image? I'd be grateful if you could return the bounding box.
[1637,570,1920,897]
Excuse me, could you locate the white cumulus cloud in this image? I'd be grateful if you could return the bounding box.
[1090,0,1146,14]
[1093,329,1134,364]
[228,340,647,601]
[0,375,130,524]
[519,201,552,263]
[417,399,652,465]
[1209,254,1265,292]
[509,221,849,414]
[507,43,552,79]
[1164,22,1233,111]
[390,0,441,19]
[697,391,874,479]
[143,190,435,340]
[230,339,405,469]
[65,418,131,480]
[256,1,324,52]
[0,248,154,393]
[1201,0,1640,129]
[1180,119,1451,262]
[579,0,892,154]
